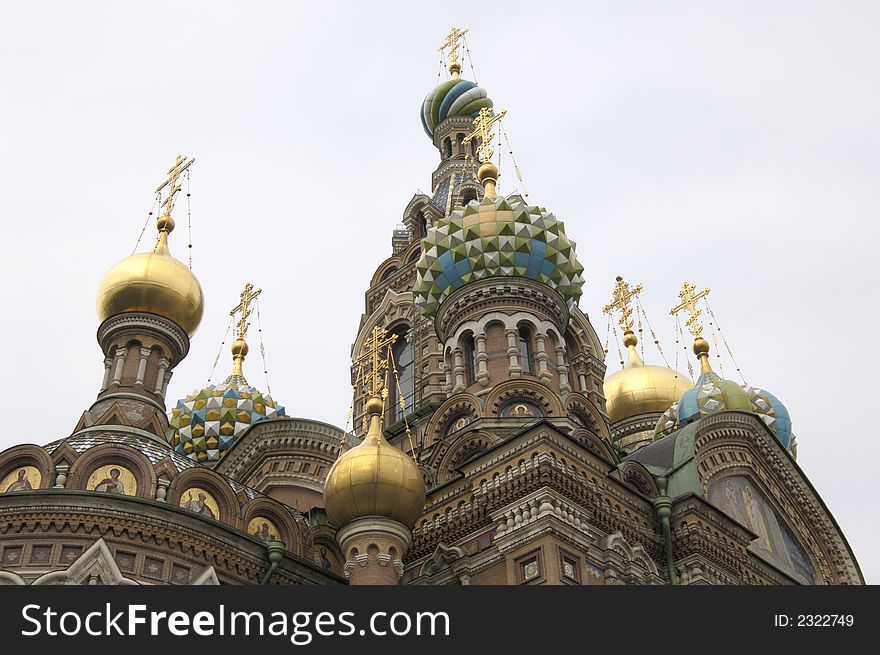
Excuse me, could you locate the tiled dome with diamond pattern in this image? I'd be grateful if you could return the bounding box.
[167,374,287,462]
[654,370,792,450]
[413,195,585,317]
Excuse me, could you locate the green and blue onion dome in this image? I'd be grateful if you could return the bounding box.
[413,192,585,317]
[167,338,287,462]
[654,337,793,452]
[420,73,493,139]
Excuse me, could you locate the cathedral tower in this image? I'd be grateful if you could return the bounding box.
[82,156,203,437]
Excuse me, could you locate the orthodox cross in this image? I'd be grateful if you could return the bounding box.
[670,282,711,338]
[438,27,469,68]
[154,154,195,218]
[354,325,398,398]
[229,282,262,341]
[463,106,508,164]
[603,275,644,332]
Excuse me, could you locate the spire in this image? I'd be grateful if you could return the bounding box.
[463,106,507,198]
[603,275,645,367]
[670,282,712,374]
[438,27,469,79]
[228,282,262,378]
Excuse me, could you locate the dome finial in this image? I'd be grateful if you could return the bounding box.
[323,324,426,528]
[603,274,645,366]
[438,27,469,79]
[670,281,713,374]
[462,106,508,198]
[228,282,262,377]
[153,155,194,252]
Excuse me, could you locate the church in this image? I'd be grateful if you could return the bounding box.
[0,29,863,586]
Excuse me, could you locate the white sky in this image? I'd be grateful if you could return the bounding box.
[1,1,877,582]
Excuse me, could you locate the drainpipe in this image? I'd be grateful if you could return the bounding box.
[653,477,679,585]
[261,540,285,585]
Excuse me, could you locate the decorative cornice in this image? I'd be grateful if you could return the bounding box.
[97,312,189,364]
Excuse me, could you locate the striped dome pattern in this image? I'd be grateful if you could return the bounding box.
[421,78,493,138]
[413,195,585,317]
[167,373,287,462]
[654,370,793,450]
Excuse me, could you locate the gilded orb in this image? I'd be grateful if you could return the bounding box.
[323,415,426,529]
[96,230,204,336]
[604,337,689,424]
[231,338,249,358]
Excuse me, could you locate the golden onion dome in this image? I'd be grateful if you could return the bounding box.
[96,215,204,336]
[324,396,426,528]
[604,330,689,424]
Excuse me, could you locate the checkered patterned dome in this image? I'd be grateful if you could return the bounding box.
[413,195,585,317]
[654,370,792,450]
[167,374,287,462]
[421,78,493,138]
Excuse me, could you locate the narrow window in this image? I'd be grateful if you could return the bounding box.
[390,328,414,422]
[464,334,476,386]
[519,326,533,374]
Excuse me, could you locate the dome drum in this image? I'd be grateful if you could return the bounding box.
[433,275,570,343]
[97,311,190,366]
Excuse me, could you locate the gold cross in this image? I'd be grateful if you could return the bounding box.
[229,282,262,342]
[463,106,508,165]
[154,154,195,218]
[670,282,711,338]
[354,325,398,398]
[602,275,643,332]
[438,27,469,67]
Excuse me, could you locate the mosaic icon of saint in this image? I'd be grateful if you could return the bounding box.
[94,468,125,494]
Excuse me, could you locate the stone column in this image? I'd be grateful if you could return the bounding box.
[451,348,465,393]
[111,347,128,386]
[135,346,151,386]
[441,359,453,397]
[556,345,572,396]
[474,333,490,386]
[337,517,412,585]
[161,369,173,398]
[99,355,114,392]
[154,357,170,396]
[505,329,522,378]
[534,333,553,383]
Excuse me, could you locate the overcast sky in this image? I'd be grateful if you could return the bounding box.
[1,1,877,582]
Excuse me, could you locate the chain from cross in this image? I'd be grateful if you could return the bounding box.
[463,107,508,165]
[670,282,711,338]
[354,325,398,398]
[154,154,195,218]
[229,282,262,342]
[602,275,644,332]
[438,27,469,66]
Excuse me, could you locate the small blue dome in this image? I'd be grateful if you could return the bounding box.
[656,370,793,452]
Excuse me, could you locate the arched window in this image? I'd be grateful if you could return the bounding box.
[444,137,452,158]
[460,187,477,205]
[418,212,428,238]
[456,132,465,155]
[390,327,414,423]
[463,334,476,386]
[519,325,533,374]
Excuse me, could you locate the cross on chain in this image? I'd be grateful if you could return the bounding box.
[154,154,195,218]
[670,282,711,338]
[463,106,508,165]
[229,282,262,342]
[602,275,643,332]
